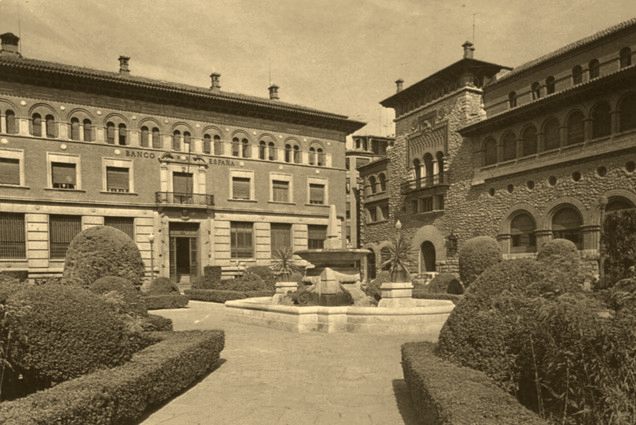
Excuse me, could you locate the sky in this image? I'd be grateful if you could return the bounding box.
[0,0,633,136]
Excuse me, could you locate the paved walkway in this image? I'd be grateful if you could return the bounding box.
[141,301,423,425]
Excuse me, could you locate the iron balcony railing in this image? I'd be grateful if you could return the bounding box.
[155,191,214,207]
[400,173,448,194]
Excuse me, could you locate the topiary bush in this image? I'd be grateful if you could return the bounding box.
[536,238,584,294]
[63,226,145,288]
[90,276,147,317]
[143,277,179,295]
[602,209,636,287]
[203,265,223,281]
[2,285,146,393]
[215,272,272,292]
[458,236,502,287]
[425,272,463,294]
[245,266,276,286]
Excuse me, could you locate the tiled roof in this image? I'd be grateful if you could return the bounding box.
[492,18,636,84]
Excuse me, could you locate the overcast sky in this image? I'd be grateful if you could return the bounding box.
[0,0,633,136]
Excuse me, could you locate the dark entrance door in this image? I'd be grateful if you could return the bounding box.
[420,241,436,273]
[176,238,191,277]
[169,222,199,282]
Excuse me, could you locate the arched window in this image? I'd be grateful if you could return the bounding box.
[293,145,301,163]
[619,93,636,132]
[552,206,583,249]
[106,121,115,144]
[511,212,537,253]
[258,141,267,160]
[522,125,538,156]
[70,117,80,140]
[140,126,149,147]
[484,137,497,165]
[379,173,387,192]
[591,102,611,138]
[413,159,421,182]
[172,130,181,151]
[436,152,444,182]
[268,142,276,160]
[423,153,434,185]
[606,196,635,212]
[543,117,560,150]
[502,131,516,161]
[45,115,57,138]
[284,144,292,162]
[213,135,222,155]
[368,176,377,194]
[31,113,42,137]
[589,59,600,79]
[546,76,556,94]
[508,91,517,108]
[203,134,212,154]
[5,110,17,134]
[232,137,240,156]
[241,138,250,158]
[309,147,316,165]
[317,148,325,166]
[83,119,93,142]
[620,47,632,68]
[572,65,583,85]
[183,131,191,148]
[118,123,127,145]
[566,110,585,145]
[152,127,161,148]
[531,82,541,100]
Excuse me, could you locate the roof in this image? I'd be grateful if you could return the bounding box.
[491,18,636,85]
[380,58,510,108]
[0,53,365,133]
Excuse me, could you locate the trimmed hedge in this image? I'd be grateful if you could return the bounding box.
[143,277,180,295]
[63,226,145,288]
[412,290,463,304]
[140,314,173,332]
[0,270,28,283]
[536,238,584,293]
[0,330,225,425]
[203,265,223,281]
[143,294,189,310]
[458,236,502,287]
[185,288,274,303]
[193,271,274,292]
[90,276,148,316]
[425,273,463,294]
[401,342,548,425]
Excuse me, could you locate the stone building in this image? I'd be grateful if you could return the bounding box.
[0,33,363,284]
[360,18,636,279]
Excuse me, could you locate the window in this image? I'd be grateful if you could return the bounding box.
[421,197,433,212]
[293,145,301,163]
[380,204,389,220]
[367,207,377,222]
[272,180,290,202]
[70,117,80,140]
[307,225,327,249]
[232,137,240,156]
[589,59,601,80]
[31,113,42,137]
[317,148,325,166]
[379,173,387,192]
[173,172,193,194]
[203,134,212,154]
[309,147,316,165]
[0,157,20,185]
[543,117,561,150]
[572,65,583,84]
[620,47,632,68]
[508,91,517,108]
[309,183,325,205]
[284,144,292,162]
[552,206,583,249]
[270,223,292,253]
[511,213,536,253]
[592,101,612,138]
[172,130,181,151]
[51,162,77,189]
[117,123,127,145]
[241,138,250,158]
[259,141,266,160]
[368,176,377,194]
[230,222,253,258]
[232,176,251,200]
[183,131,191,148]
[152,127,161,148]
[484,137,497,165]
[49,215,81,259]
[0,213,26,258]
[45,115,56,138]
[83,119,93,142]
[106,122,115,144]
[104,216,134,239]
[106,166,130,192]
[214,135,223,155]
[566,110,585,145]
[522,125,538,156]
[345,158,350,170]
[268,142,276,160]
[546,76,555,94]
[531,82,541,100]
[5,110,17,134]
[140,126,149,147]
[619,93,636,132]
[502,131,516,161]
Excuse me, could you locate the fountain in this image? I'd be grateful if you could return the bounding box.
[225,206,454,336]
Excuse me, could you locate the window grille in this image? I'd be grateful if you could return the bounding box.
[0,213,26,258]
[307,225,327,249]
[49,215,81,259]
[230,222,253,258]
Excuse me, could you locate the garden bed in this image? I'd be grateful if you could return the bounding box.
[185,288,274,303]
[0,330,225,425]
[401,341,547,425]
[143,293,189,309]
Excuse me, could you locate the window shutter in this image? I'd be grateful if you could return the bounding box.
[309,183,325,204]
[232,177,251,200]
[272,180,289,202]
[52,163,76,188]
[307,225,327,249]
[0,158,20,185]
[106,167,130,192]
[104,216,134,239]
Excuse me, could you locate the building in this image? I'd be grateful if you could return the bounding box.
[344,135,393,247]
[360,18,636,279]
[0,33,364,284]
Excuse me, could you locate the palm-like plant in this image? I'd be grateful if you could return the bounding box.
[380,222,413,282]
[270,247,303,281]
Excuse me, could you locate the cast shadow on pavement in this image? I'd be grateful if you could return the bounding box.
[392,379,420,425]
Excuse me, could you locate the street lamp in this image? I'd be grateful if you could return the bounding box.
[148,233,155,281]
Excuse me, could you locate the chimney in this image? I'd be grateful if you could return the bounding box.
[268,84,279,100]
[210,72,221,90]
[395,78,404,93]
[462,41,475,59]
[0,33,21,57]
[118,56,130,74]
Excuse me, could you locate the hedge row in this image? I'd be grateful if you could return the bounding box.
[0,330,225,425]
[401,342,548,425]
[185,288,274,303]
[411,290,463,304]
[143,294,189,310]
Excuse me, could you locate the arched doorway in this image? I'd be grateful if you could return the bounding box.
[420,241,436,273]
[366,250,376,280]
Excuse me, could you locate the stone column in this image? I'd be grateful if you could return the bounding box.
[0,113,4,133]
[535,229,552,249]
[497,233,512,255]
[581,224,601,251]
[611,110,620,134]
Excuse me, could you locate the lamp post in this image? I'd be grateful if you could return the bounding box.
[148,233,155,281]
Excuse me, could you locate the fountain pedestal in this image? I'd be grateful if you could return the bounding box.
[378,282,418,308]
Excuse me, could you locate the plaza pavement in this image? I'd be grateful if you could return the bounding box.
[141,301,424,425]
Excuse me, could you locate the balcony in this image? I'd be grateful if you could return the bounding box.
[400,173,449,194]
[155,191,214,207]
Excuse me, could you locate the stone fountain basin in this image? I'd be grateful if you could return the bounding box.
[294,248,370,266]
[225,297,454,338]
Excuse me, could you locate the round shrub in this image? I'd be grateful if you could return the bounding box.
[217,272,270,291]
[536,238,584,293]
[458,236,502,287]
[63,226,145,288]
[192,275,216,290]
[245,266,276,286]
[144,277,180,295]
[90,276,147,316]
[3,285,139,390]
[425,273,463,294]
